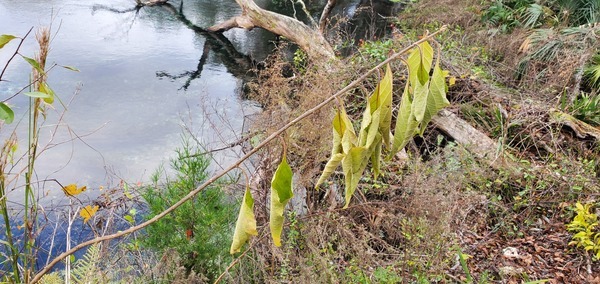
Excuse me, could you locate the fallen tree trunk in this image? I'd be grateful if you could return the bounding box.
[208,0,335,60]
[549,108,600,141]
[433,109,513,170]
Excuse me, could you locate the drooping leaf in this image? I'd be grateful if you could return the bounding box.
[0,102,15,124]
[20,55,44,74]
[63,184,87,196]
[39,82,55,104]
[407,41,434,123]
[0,34,16,49]
[230,187,258,254]
[80,205,99,224]
[316,106,356,189]
[407,41,433,89]
[315,153,345,189]
[417,56,429,86]
[358,100,373,147]
[418,62,450,135]
[358,99,381,149]
[359,65,392,150]
[342,146,367,208]
[270,154,293,247]
[332,110,344,151]
[370,134,383,179]
[378,65,394,148]
[390,84,419,158]
[411,80,430,123]
[23,91,51,99]
[337,106,357,154]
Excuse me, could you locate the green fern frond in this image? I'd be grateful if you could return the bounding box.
[71,243,103,284]
[584,54,600,90]
[523,4,545,28]
[39,272,63,284]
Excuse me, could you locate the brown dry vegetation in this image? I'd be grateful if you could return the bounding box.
[229,0,600,283]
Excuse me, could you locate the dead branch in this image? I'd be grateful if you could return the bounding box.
[549,108,600,141]
[208,0,335,60]
[319,0,337,34]
[432,109,517,172]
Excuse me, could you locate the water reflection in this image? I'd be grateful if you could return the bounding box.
[0,0,269,206]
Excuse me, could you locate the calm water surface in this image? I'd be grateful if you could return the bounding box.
[0,0,280,206]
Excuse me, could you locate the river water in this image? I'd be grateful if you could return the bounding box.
[0,0,293,207]
[0,0,396,274]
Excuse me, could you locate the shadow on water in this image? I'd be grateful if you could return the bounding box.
[94,1,255,91]
[0,204,145,274]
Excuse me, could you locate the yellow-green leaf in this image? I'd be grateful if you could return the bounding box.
[407,41,434,123]
[0,34,16,49]
[63,184,87,196]
[270,154,293,247]
[390,84,418,158]
[407,41,433,90]
[124,215,135,224]
[358,65,392,150]
[61,65,80,72]
[0,102,15,124]
[418,62,450,135]
[80,205,99,224]
[20,55,44,74]
[23,91,51,99]
[378,65,394,148]
[358,101,381,149]
[342,146,367,208]
[230,187,258,254]
[333,106,356,155]
[370,134,383,179]
[411,79,430,123]
[315,153,345,189]
[39,82,55,104]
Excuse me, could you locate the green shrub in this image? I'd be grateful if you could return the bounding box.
[568,92,600,126]
[141,138,236,281]
[357,39,395,63]
[583,53,600,91]
[567,202,600,260]
[481,0,527,33]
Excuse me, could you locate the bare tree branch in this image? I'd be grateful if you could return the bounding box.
[319,0,337,34]
[209,0,335,59]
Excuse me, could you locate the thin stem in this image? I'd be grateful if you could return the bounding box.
[0,180,21,282]
[0,27,33,82]
[31,27,446,283]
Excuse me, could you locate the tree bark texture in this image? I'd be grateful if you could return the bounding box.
[432,109,513,170]
[209,0,335,60]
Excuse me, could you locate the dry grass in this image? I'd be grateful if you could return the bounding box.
[235,140,495,283]
[232,0,600,282]
[245,47,365,188]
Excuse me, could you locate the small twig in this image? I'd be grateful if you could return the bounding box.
[182,131,257,158]
[30,27,446,283]
[445,272,463,283]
